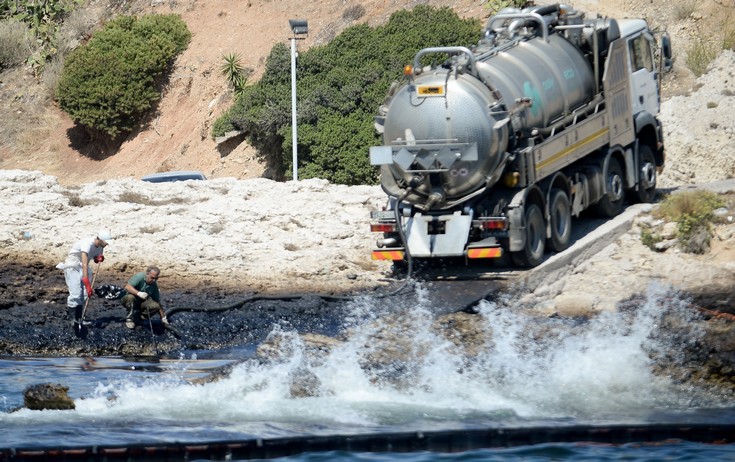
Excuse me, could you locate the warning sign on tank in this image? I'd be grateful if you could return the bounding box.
[417,85,445,96]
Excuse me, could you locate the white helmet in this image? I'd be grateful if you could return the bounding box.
[97,229,114,243]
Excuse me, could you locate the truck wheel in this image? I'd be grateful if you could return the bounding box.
[547,188,571,253]
[592,157,625,218]
[511,203,545,268]
[627,145,657,204]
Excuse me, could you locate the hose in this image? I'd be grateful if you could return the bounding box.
[393,196,414,283]
[162,198,417,321]
[163,281,417,319]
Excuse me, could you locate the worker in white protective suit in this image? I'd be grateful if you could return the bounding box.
[57,230,112,325]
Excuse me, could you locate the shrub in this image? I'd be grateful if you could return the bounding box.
[2,0,84,72]
[212,6,481,184]
[220,52,251,96]
[686,37,718,77]
[654,190,725,254]
[0,18,35,69]
[640,228,663,251]
[342,4,365,21]
[41,55,64,99]
[56,14,190,138]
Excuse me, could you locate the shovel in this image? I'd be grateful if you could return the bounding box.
[74,262,101,336]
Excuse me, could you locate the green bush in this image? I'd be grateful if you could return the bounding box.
[640,228,663,251]
[0,18,34,68]
[654,190,725,254]
[212,5,481,184]
[56,14,190,138]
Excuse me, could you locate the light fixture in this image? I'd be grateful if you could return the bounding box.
[288,19,308,181]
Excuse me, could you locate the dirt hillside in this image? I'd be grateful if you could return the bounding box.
[0,0,733,185]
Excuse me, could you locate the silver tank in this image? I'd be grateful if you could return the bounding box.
[378,19,595,209]
[380,70,509,202]
[475,33,594,129]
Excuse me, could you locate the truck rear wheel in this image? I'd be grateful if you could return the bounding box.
[627,145,657,204]
[592,157,625,218]
[511,203,546,268]
[548,188,572,252]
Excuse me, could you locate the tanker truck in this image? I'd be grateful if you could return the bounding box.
[369,4,672,267]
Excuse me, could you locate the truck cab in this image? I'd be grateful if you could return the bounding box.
[621,19,661,117]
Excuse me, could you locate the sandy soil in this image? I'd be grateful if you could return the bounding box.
[1,0,493,184]
[1,0,734,186]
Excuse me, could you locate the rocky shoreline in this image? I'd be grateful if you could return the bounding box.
[2,169,735,400]
[0,257,370,357]
[2,246,734,402]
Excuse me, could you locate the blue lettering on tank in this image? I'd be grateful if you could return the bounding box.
[523,81,541,117]
[564,68,576,79]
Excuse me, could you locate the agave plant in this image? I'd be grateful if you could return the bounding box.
[220,52,250,96]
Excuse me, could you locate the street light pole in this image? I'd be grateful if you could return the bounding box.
[290,36,298,181]
[288,19,308,182]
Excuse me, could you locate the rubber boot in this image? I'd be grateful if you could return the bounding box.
[73,305,91,326]
[73,305,83,321]
[124,304,135,329]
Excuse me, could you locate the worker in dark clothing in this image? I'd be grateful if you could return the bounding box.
[121,266,169,329]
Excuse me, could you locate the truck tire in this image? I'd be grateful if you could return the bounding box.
[592,157,625,218]
[547,188,572,252]
[511,203,546,268]
[627,145,657,204]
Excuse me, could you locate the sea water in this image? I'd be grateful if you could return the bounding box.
[1,283,734,460]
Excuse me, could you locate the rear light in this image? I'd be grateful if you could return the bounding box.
[371,223,397,233]
[473,218,508,231]
[467,247,503,259]
[372,250,405,261]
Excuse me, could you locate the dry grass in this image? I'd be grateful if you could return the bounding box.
[672,0,697,20]
[19,108,51,136]
[686,36,719,77]
[41,56,65,100]
[0,19,35,68]
[656,190,724,222]
[158,159,177,172]
[723,26,735,50]
[343,5,366,21]
[118,191,190,205]
[0,68,35,147]
[140,224,164,234]
[57,7,101,55]
[63,192,96,207]
[654,190,726,254]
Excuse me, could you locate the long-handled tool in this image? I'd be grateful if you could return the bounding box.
[74,262,101,335]
[147,311,158,355]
